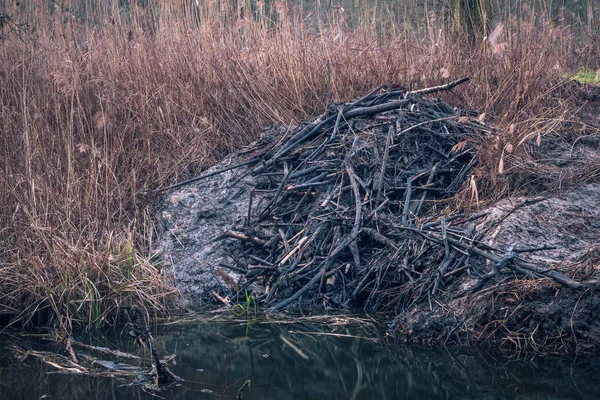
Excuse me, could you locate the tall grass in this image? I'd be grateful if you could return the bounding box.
[1,0,598,330]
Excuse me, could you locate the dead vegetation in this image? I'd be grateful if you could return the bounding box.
[11,307,184,395]
[0,0,599,331]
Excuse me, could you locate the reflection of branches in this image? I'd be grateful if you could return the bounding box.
[5,319,598,399]
[217,374,251,400]
[349,355,365,400]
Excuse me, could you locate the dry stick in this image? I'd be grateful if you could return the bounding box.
[211,291,232,307]
[315,159,364,265]
[393,185,444,192]
[280,185,314,217]
[426,144,450,160]
[246,189,254,227]
[247,264,278,271]
[446,157,478,193]
[269,262,325,312]
[279,228,291,255]
[374,125,394,211]
[343,98,412,119]
[515,245,557,253]
[257,163,292,220]
[354,242,407,306]
[290,166,321,179]
[443,228,537,256]
[441,219,450,259]
[437,213,480,228]
[443,264,470,278]
[249,255,273,266]
[401,177,412,226]
[474,242,518,290]
[253,115,337,174]
[432,225,474,295]
[173,80,464,188]
[287,181,330,190]
[264,224,324,304]
[349,84,387,107]
[441,232,581,288]
[393,116,460,141]
[156,159,256,192]
[331,85,386,140]
[399,225,581,288]
[446,254,468,278]
[410,230,469,257]
[375,249,404,298]
[366,198,389,220]
[71,339,140,360]
[342,158,364,253]
[221,231,266,246]
[319,227,341,296]
[361,227,398,250]
[348,263,378,304]
[218,263,248,274]
[255,98,414,174]
[270,158,363,312]
[336,158,370,303]
[287,171,328,188]
[325,158,365,295]
[65,337,78,364]
[431,251,458,296]
[349,240,361,270]
[408,77,470,95]
[415,162,439,216]
[330,107,344,140]
[306,135,331,162]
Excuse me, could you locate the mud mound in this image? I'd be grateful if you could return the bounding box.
[476,185,600,266]
[157,81,599,350]
[394,184,600,350]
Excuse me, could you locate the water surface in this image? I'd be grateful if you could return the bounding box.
[1,317,599,399]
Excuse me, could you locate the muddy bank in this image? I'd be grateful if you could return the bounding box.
[156,84,600,351]
[394,184,600,351]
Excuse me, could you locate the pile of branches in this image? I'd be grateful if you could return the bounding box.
[195,78,580,312]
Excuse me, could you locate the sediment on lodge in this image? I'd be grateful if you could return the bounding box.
[158,80,599,349]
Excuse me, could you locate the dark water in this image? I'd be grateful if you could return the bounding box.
[1,317,599,400]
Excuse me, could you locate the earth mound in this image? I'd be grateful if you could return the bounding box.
[157,81,600,350]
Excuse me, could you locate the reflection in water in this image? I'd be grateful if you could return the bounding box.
[1,317,599,399]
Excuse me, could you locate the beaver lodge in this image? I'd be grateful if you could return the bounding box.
[158,79,600,351]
